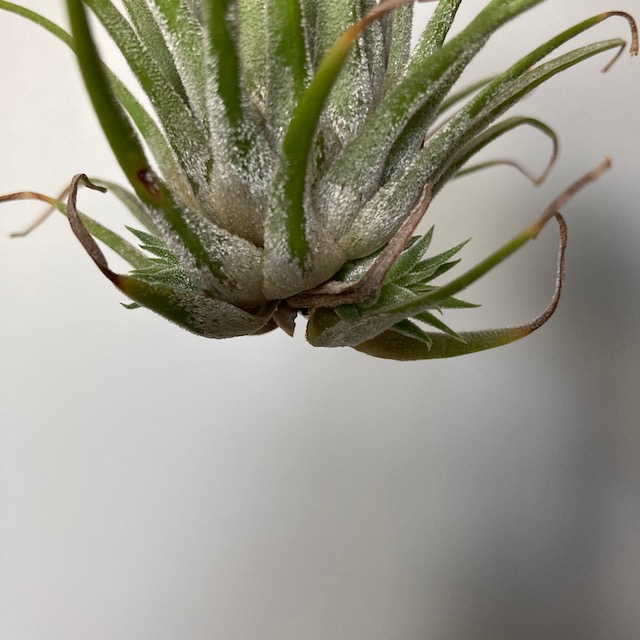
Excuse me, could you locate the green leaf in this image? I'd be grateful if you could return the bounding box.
[116,276,274,338]
[121,0,190,107]
[74,217,151,271]
[422,13,638,194]
[360,0,386,106]
[314,1,377,142]
[335,304,361,322]
[108,78,203,215]
[353,325,537,360]
[376,224,552,325]
[67,0,151,186]
[238,0,267,102]
[90,180,158,233]
[265,0,308,140]
[411,240,470,281]
[301,0,318,61]
[129,264,195,291]
[203,0,270,246]
[433,39,626,194]
[0,1,73,45]
[152,0,208,121]
[390,319,432,347]
[455,159,544,184]
[413,310,464,342]
[436,296,479,310]
[410,0,463,63]
[373,282,416,307]
[334,250,381,284]
[382,4,413,93]
[382,0,463,175]
[126,227,180,263]
[204,0,246,132]
[386,227,434,281]
[436,77,494,115]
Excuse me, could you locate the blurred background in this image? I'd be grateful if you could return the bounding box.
[1,2,638,639]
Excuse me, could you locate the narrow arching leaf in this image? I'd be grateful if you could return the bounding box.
[411,0,463,63]
[0,189,151,269]
[444,116,559,187]
[436,77,494,115]
[67,0,151,185]
[423,13,638,192]
[90,179,158,233]
[454,159,546,185]
[0,1,73,45]
[354,324,543,359]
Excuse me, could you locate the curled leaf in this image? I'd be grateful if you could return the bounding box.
[354,213,567,359]
[450,116,559,186]
[64,175,274,338]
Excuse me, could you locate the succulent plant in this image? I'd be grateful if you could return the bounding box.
[1,0,636,359]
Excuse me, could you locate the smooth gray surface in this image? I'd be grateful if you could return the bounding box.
[1,2,639,639]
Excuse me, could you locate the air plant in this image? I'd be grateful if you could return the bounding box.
[0,0,636,359]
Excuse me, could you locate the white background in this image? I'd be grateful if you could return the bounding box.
[1,2,639,639]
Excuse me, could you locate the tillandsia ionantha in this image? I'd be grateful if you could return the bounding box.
[0,1,637,359]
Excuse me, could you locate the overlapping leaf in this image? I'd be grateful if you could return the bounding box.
[1,0,635,359]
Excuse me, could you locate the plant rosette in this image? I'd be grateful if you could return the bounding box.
[1,0,637,359]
